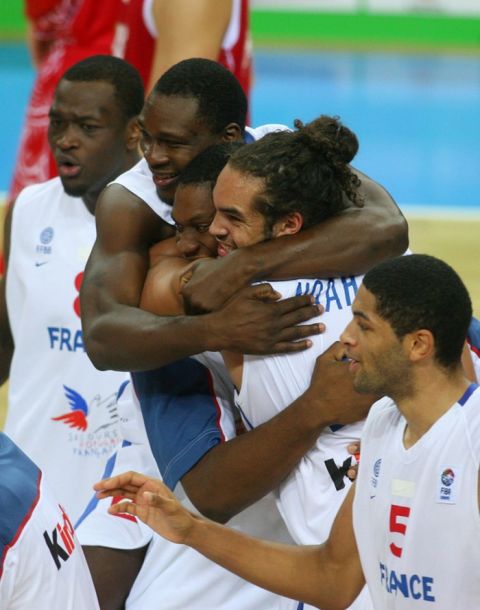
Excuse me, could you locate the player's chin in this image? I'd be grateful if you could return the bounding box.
[61,180,88,198]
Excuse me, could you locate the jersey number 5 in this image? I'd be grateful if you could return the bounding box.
[389,504,411,558]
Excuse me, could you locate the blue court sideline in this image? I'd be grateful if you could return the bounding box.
[1,44,479,214]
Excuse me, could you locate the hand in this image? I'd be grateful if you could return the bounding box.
[94,471,195,545]
[303,342,379,426]
[209,283,325,354]
[181,252,250,313]
[346,442,361,481]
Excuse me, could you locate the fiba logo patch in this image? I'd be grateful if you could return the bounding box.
[371,458,382,488]
[437,466,458,504]
[36,226,54,255]
[40,227,54,244]
[441,468,455,487]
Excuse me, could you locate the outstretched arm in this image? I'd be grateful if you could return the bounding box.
[147,0,232,93]
[95,474,364,610]
[81,187,322,371]
[183,171,408,312]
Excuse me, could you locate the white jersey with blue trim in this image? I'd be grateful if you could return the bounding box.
[235,276,372,610]
[4,178,128,523]
[78,364,295,609]
[0,433,99,609]
[354,384,480,609]
[236,276,364,545]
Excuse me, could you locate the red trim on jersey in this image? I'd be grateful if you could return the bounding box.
[0,470,42,578]
[467,338,480,358]
[205,369,226,443]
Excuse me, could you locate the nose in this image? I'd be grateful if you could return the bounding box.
[176,229,201,258]
[209,212,227,238]
[55,124,79,150]
[340,319,356,347]
[143,140,169,168]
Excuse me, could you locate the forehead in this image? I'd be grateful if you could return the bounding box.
[172,183,214,222]
[213,164,265,213]
[140,93,210,137]
[51,79,120,119]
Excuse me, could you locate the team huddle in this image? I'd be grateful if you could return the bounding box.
[0,51,479,610]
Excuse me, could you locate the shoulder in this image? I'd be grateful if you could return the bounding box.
[363,396,398,436]
[110,158,173,224]
[0,435,41,558]
[14,177,63,212]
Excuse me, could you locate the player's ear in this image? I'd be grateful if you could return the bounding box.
[273,212,304,238]
[125,117,141,151]
[404,329,434,363]
[222,122,242,142]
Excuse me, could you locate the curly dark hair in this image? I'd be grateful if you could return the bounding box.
[153,58,247,135]
[228,115,363,231]
[179,143,245,189]
[363,254,472,369]
[61,55,144,119]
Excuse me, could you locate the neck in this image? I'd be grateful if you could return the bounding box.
[396,364,471,448]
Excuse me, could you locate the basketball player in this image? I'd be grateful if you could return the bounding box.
[98,254,480,610]
[0,431,100,608]
[78,145,367,610]
[113,0,252,95]
[133,117,376,609]
[0,55,143,523]
[79,58,409,374]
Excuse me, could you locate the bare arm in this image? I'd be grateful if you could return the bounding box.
[182,343,375,522]
[96,475,365,610]
[140,258,372,521]
[81,186,322,371]
[0,205,15,386]
[183,171,409,312]
[147,0,232,93]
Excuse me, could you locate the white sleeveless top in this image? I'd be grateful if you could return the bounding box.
[235,276,372,610]
[354,385,480,609]
[5,178,128,523]
[236,276,365,545]
[0,433,99,609]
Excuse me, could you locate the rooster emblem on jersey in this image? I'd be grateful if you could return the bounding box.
[52,385,119,432]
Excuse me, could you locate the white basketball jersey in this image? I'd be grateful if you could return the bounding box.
[0,433,99,610]
[236,276,364,545]
[4,178,128,523]
[354,384,480,609]
[236,276,372,610]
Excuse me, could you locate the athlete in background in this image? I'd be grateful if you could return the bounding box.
[0,56,142,524]
[0,432,100,609]
[112,0,251,95]
[10,0,120,202]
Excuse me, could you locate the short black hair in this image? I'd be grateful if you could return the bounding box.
[60,55,144,119]
[153,58,247,134]
[179,142,245,189]
[363,254,472,369]
[228,115,362,231]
